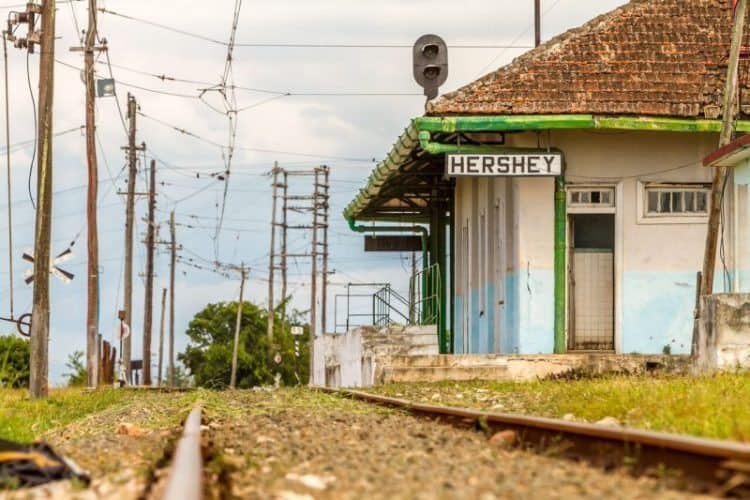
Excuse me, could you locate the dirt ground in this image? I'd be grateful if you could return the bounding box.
[204,389,710,500]
[1,388,715,499]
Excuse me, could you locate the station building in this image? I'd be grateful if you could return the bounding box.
[344,0,750,357]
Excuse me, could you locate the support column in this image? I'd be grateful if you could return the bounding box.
[554,165,567,354]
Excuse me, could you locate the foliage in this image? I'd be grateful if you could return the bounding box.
[0,335,30,389]
[63,351,88,387]
[179,300,309,389]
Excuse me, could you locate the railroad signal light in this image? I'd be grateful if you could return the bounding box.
[413,34,448,101]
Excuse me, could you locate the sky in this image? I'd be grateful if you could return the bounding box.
[0,0,629,384]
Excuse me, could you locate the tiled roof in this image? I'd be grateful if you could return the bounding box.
[428,0,748,118]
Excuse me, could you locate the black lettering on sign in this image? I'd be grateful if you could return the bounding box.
[543,155,556,173]
[449,155,465,175]
[467,156,479,174]
[527,156,540,174]
[513,156,525,174]
[483,156,494,174]
[498,157,510,173]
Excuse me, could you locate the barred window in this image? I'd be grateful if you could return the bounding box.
[568,187,615,208]
[644,184,709,217]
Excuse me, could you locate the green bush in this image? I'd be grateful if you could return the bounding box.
[0,335,30,388]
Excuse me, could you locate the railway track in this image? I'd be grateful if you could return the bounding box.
[317,387,750,497]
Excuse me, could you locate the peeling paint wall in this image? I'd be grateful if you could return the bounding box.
[697,294,750,370]
[453,130,721,355]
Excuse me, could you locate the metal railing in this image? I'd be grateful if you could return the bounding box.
[409,263,441,327]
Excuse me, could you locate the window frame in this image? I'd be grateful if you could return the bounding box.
[637,181,710,225]
[567,185,616,214]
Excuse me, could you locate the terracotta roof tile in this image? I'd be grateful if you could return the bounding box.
[428,0,750,118]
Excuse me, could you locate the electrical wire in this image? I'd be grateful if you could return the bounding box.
[25,50,36,208]
[97,7,532,50]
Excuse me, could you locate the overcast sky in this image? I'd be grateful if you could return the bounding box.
[0,0,628,383]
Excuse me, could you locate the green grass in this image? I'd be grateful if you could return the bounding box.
[0,388,138,442]
[371,373,750,442]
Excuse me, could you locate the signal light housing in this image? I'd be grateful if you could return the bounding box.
[413,34,448,101]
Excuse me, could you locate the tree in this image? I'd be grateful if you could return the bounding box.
[179,301,309,389]
[0,335,30,388]
[63,351,87,387]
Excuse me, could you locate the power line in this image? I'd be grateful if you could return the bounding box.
[97,7,533,50]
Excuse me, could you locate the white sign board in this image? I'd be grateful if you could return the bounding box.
[446,153,562,177]
[291,326,304,336]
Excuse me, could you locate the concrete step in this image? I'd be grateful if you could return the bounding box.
[380,365,510,384]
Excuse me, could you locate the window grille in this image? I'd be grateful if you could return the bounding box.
[644,184,709,217]
[568,187,615,208]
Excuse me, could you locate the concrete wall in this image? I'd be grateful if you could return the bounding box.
[453,130,722,355]
[697,293,750,371]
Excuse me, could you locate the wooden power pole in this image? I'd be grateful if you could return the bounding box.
[142,159,156,385]
[168,211,176,387]
[82,0,100,389]
[701,0,747,297]
[122,93,138,382]
[229,265,246,389]
[29,0,56,399]
[157,287,166,386]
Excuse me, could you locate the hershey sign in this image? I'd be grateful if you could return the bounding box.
[446,153,563,177]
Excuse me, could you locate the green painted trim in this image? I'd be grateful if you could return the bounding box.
[417,115,596,133]
[554,167,567,354]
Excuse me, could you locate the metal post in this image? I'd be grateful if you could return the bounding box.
[158,287,166,386]
[142,159,156,385]
[123,93,137,382]
[29,0,56,399]
[554,163,567,353]
[169,211,176,387]
[280,170,288,324]
[229,265,246,389]
[267,164,279,341]
[701,0,747,297]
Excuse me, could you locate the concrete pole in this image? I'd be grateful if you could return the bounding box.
[84,0,99,389]
[142,159,156,385]
[123,93,137,382]
[29,0,56,399]
[229,265,246,389]
[157,287,166,386]
[169,211,176,387]
[309,169,320,384]
[267,164,279,341]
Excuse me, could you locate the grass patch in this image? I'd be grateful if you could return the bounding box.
[371,373,750,442]
[0,388,138,442]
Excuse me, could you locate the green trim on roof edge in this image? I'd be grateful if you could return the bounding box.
[344,115,750,220]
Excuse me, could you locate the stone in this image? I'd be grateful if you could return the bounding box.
[285,473,336,491]
[595,416,622,427]
[489,430,517,448]
[117,423,147,437]
[562,413,576,421]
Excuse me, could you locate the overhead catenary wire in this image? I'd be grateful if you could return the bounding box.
[97,7,533,50]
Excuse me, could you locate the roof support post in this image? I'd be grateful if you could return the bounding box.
[554,161,567,354]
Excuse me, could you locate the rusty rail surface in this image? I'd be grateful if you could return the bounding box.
[162,406,203,500]
[318,387,750,495]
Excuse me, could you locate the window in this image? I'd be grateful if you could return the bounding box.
[568,187,615,208]
[643,183,709,218]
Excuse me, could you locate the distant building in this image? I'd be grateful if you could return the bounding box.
[344,0,750,356]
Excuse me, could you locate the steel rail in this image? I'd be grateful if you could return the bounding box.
[163,406,203,500]
[317,387,750,494]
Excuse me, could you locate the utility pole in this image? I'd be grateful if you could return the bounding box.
[80,0,102,389]
[280,170,288,323]
[122,93,140,383]
[310,168,319,383]
[534,0,541,48]
[229,264,247,389]
[157,287,166,386]
[700,0,747,297]
[320,166,330,335]
[267,164,279,341]
[142,159,156,386]
[29,0,56,399]
[168,211,176,387]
